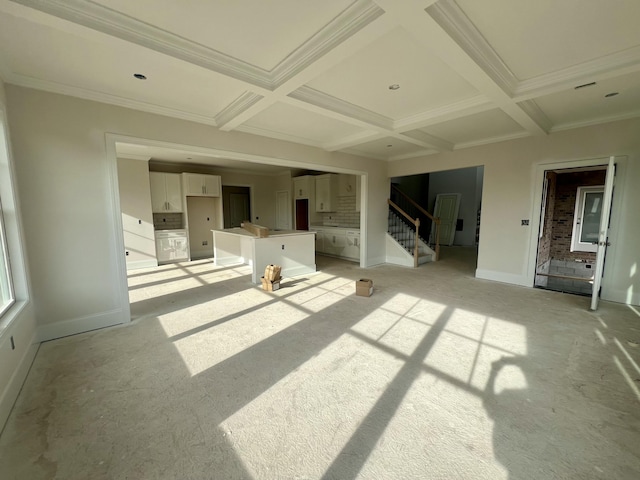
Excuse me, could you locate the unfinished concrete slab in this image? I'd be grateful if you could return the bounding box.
[1,249,639,479]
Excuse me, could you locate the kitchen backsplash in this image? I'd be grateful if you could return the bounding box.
[153,212,183,230]
[322,195,360,227]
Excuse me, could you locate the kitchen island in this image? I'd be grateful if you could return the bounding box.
[212,228,316,284]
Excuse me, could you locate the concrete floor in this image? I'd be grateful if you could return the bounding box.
[1,248,640,479]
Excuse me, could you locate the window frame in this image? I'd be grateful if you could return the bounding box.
[570,185,604,253]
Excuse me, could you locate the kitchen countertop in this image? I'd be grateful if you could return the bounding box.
[310,224,360,230]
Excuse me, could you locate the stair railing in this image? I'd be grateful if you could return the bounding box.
[388,199,420,267]
[390,185,441,261]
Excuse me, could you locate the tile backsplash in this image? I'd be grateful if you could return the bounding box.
[153,212,183,230]
[322,195,359,227]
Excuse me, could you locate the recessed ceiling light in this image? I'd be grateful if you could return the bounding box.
[387,144,393,147]
[133,73,147,80]
[186,157,192,160]
[574,81,596,90]
[388,84,400,90]
[604,92,619,98]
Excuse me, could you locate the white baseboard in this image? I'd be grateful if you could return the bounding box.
[365,255,386,268]
[0,330,38,433]
[38,308,130,342]
[602,287,640,306]
[475,269,531,287]
[126,259,157,270]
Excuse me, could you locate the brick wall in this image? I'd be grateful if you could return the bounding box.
[537,171,556,267]
[549,170,605,262]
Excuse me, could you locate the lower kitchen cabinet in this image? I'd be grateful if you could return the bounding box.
[155,229,189,264]
[311,226,359,262]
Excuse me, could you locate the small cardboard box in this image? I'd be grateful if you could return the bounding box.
[356,278,373,297]
[264,264,282,282]
[261,276,281,292]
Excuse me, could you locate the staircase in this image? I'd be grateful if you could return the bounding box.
[387,211,433,265]
[387,185,440,267]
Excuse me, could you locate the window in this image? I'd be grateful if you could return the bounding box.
[571,185,604,253]
[0,197,14,316]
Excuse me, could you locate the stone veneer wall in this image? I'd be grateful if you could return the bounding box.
[321,195,359,227]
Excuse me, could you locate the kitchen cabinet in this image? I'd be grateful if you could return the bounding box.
[155,230,189,264]
[344,230,360,260]
[355,175,362,212]
[293,175,315,199]
[338,174,356,197]
[314,228,324,252]
[315,174,338,212]
[149,172,183,213]
[183,173,221,197]
[323,229,347,257]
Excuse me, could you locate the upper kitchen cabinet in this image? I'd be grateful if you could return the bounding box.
[338,174,356,197]
[293,175,315,199]
[315,174,338,212]
[149,172,183,213]
[183,173,221,197]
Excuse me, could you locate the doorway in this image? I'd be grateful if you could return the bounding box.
[222,186,251,228]
[534,165,610,298]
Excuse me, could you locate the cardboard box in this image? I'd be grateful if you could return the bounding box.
[264,264,282,281]
[356,278,373,297]
[261,276,281,292]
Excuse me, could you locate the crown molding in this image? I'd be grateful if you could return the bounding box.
[513,45,640,101]
[235,124,324,150]
[323,131,384,151]
[117,153,151,161]
[8,73,220,126]
[11,0,383,91]
[549,109,640,133]
[398,130,453,152]
[427,0,518,96]
[289,86,393,130]
[394,95,493,131]
[517,99,552,133]
[388,149,437,162]
[454,131,531,150]
[214,91,264,128]
[270,0,384,87]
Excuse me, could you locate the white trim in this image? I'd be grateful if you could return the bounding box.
[0,329,38,432]
[9,74,220,126]
[12,0,383,90]
[393,95,493,131]
[475,269,529,287]
[215,92,264,128]
[454,131,531,151]
[38,308,128,342]
[570,185,604,253]
[235,124,323,149]
[550,109,640,133]
[126,259,158,270]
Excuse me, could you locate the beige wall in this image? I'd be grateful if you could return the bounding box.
[388,118,640,305]
[0,78,38,431]
[5,85,388,341]
[117,158,156,268]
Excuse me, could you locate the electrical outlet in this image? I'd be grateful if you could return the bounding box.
[202,240,208,246]
[521,219,529,226]
[282,245,285,250]
[10,336,15,350]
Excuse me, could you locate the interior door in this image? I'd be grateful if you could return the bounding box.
[590,156,615,311]
[276,190,291,230]
[229,193,249,228]
[431,193,461,246]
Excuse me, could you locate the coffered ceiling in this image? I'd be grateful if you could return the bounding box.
[1,0,639,161]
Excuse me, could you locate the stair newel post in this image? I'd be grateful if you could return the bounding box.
[414,218,420,268]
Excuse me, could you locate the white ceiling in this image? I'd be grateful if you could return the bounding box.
[1,0,639,163]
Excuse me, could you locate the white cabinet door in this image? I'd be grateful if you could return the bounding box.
[293,176,312,199]
[183,173,221,197]
[338,174,356,196]
[149,172,183,213]
[315,174,338,212]
[164,173,183,212]
[203,175,220,197]
[314,229,324,253]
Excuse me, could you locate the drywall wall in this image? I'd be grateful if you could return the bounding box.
[428,166,482,246]
[388,117,640,305]
[117,158,156,269]
[0,80,38,433]
[5,85,387,340]
[186,196,218,259]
